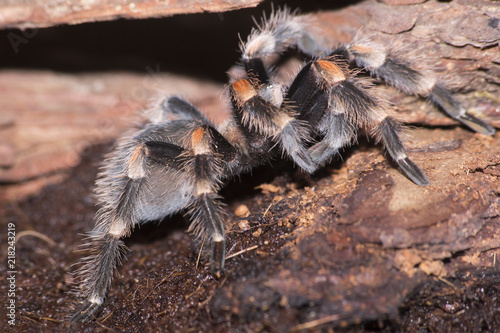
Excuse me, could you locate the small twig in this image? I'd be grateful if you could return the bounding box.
[154,308,171,317]
[196,233,207,270]
[100,310,114,323]
[142,269,179,302]
[21,312,63,323]
[153,270,178,291]
[199,273,229,307]
[95,318,118,332]
[437,276,458,290]
[19,315,39,324]
[185,276,210,300]
[16,230,58,247]
[262,203,273,218]
[225,245,258,260]
[131,284,141,302]
[291,314,341,331]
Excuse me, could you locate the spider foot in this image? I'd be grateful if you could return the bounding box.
[71,300,102,323]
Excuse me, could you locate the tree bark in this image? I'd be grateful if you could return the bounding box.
[0,0,264,29]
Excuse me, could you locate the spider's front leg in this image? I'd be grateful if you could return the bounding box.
[151,97,237,274]
[288,56,429,186]
[345,41,495,135]
[71,133,187,323]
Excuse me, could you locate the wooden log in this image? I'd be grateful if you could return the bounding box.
[0,0,263,29]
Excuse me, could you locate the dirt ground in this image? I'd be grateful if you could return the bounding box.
[1,0,500,332]
[2,125,500,332]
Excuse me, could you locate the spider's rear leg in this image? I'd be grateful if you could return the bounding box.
[240,8,327,66]
[287,59,353,166]
[346,42,495,135]
[428,85,495,135]
[290,57,429,185]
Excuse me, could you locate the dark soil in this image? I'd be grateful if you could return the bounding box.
[2,125,499,332]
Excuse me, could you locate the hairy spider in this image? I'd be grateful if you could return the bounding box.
[71,8,495,322]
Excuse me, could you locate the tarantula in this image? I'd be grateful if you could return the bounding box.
[71,9,495,322]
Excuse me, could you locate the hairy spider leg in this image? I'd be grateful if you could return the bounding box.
[71,140,153,322]
[346,42,495,135]
[71,234,128,323]
[146,95,212,125]
[429,85,495,135]
[240,7,325,64]
[374,117,429,185]
[286,60,340,164]
[288,57,365,166]
[288,56,429,185]
[242,8,494,136]
[185,124,238,276]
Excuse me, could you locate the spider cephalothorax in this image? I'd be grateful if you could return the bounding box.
[71,8,495,322]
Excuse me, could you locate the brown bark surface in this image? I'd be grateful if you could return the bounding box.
[1,0,499,332]
[0,0,263,29]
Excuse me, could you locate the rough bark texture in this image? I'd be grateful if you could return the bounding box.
[0,0,264,29]
[1,0,499,332]
[0,71,226,201]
